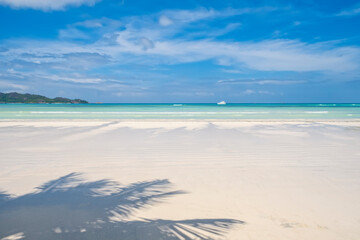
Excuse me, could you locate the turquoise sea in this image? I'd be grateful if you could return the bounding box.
[1,103,360,120]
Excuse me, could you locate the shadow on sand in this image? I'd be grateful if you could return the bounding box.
[0,173,244,240]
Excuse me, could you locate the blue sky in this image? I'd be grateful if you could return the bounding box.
[0,0,360,103]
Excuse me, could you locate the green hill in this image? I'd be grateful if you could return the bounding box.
[0,92,88,104]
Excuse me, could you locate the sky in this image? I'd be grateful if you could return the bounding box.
[0,0,360,103]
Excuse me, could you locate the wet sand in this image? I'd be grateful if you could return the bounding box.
[0,120,360,239]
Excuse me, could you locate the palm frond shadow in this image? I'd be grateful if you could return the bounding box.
[0,173,244,240]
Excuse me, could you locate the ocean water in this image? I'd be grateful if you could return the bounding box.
[0,103,360,120]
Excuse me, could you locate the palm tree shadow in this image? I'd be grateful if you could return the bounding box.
[0,173,244,240]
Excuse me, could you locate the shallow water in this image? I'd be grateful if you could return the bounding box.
[1,103,360,119]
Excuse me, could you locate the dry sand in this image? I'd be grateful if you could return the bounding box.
[0,120,360,239]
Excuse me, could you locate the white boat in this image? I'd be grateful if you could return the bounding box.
[217,101,226,105]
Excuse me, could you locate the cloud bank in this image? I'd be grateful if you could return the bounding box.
[1,6,360,102]
[4,8,358,73]
[336,4,360,17]
[0,0,101,11]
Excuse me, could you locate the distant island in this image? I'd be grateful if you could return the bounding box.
[0,92,88,104]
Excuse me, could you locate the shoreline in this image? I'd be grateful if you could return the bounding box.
[1,119,360,130]
[1,118,360,122]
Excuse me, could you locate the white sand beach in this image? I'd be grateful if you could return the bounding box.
[1,120,360,240]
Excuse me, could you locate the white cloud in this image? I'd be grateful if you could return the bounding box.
[218,79,306,85]
[336,5,360,16]
[108,34,359,72]
[221,69,243,74]
[0,0,101,11]
[4,31,359,74]
[243,89,255,94]
[156,7,276,26]
[140,37,155,50]
[243,89,275,95]
[59,18,123,40]
[47,75,103,84]
[159,16,173,26]
[1,69,104,84]
[168,91,215,97]
[162,8,218,23]
[2,8,360,77]
[70,9,356,73]
[75,19,105,28]
[0,81,28,92]
[258,90,274,95]
[59,28,89,40]
[115,91,147,97]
